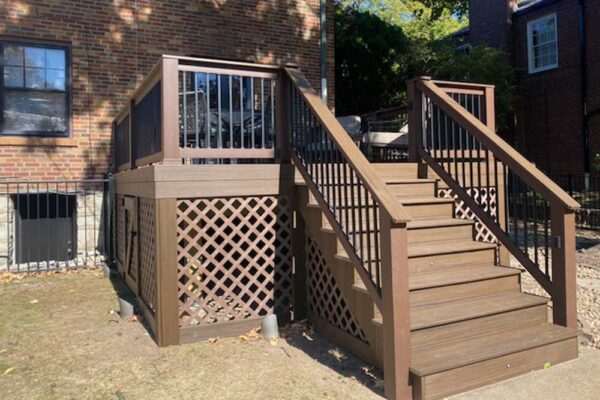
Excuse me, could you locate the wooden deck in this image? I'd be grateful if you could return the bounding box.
[111,56,580,400]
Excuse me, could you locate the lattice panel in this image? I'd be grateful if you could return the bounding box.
[138,198,157,313]
[438,187,498,244]
[116,195,126,266]
[176,196,293,326]
[306,233,367,342]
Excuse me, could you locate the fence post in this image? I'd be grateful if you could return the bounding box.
[161,57,181,165]
[154,198,180,346]
[551,206,577,329]
[380,210,411,400]
[407,77,429,164]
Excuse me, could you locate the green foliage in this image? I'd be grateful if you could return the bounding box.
[426,43,516,131]
[335,6,412,115]
[335,0,467,41]
[334,1,515,133]
[336,0,467,40]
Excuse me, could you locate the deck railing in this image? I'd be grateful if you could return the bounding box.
[408,77,580,329]
[113,56,283,170]
[285,67,412,399]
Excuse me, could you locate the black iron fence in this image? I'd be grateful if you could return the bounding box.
[0,179,113,273]
[551,174,600,230]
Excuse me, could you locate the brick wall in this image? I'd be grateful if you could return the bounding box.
[468,0,600,176]
[468,0,514,50]
[0,0,335,180]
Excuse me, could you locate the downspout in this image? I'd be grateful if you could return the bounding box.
[579,0,590,184]
[320,0,328,106]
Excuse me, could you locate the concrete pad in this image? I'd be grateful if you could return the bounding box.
[451,347,600,400]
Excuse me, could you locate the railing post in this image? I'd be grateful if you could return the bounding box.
[380,210,411,400]
[276,69,292,163]
[483,86,496,133]
[161,57,181,164]
[551,206,578,329]
[129,99,135,169]
[407,77,429,163]
[154,198,180,346]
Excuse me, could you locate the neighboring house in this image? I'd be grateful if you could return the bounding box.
[0,1,334,271]
[458,0,600,177]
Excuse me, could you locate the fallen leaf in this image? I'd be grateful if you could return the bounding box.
[544,362,552,370]
[269,338,279,346]
[208,337,219,344]
[0,349,6,354]
[302,331,314,341]
[69,289,75,294]
[3,367,15,375]
[29,299,38,304]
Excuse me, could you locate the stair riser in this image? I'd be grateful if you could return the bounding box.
[409,249,496,273]
[386,182,436,197]
[410,275,520,307]
[372,163,419,179]
[404,202,454,218]
[413,338,578,400]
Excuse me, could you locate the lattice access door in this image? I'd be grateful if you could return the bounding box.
[176,196,293,327]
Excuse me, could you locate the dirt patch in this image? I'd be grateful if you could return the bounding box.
[0,270,383,400]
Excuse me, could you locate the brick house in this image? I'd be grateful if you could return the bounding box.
[0,0,334,271]
[459,0,600,177]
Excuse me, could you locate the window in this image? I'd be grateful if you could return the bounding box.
[1,40,70,136]
[527,14,558,74]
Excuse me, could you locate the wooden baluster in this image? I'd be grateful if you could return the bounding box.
[276,70,292,163]
[551,206,577,329]
[161,57,181,164]
[380,209,411,400]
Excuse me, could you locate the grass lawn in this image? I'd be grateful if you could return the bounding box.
[0,270,383,400]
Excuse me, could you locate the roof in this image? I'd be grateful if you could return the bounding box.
[513,0,565,16]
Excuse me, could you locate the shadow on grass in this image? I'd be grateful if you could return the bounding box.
[106,267,157,342]
[282,321,384,397]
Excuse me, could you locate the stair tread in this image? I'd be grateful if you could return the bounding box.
[410,323,578,376]
[398,197,454,205]
[410,292,549,331]
[321,217,473,235]
[335,239,495,262]
[408,239,496,258]
[352,265,519,293]
[409,265,520,290]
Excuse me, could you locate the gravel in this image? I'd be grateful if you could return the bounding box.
[515,229,600,349]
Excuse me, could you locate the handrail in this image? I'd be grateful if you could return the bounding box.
[417,79,580,210]
[286,67,411,224]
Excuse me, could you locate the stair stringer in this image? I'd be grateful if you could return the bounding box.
[297,185,384,368]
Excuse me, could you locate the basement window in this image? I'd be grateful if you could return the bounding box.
[527,13,558,74]
[13,193,77,264]
[0,40,71,136]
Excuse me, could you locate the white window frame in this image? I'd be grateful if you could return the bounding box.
[527,13,558,74]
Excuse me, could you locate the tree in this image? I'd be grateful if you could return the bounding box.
[426,44,515,131]
[335,6,413,115]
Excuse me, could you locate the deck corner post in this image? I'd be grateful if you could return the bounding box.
[551,206,577,329]
[161,57,181,165]
[380,210,411,400]
[407,77,428,164]
[154,198,180,346]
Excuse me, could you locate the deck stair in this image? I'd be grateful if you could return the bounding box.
[295,163,578,400]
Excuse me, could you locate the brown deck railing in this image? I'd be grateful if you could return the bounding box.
[285,67,412,399]
[408,77,580,329]
[113,56,283,170]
